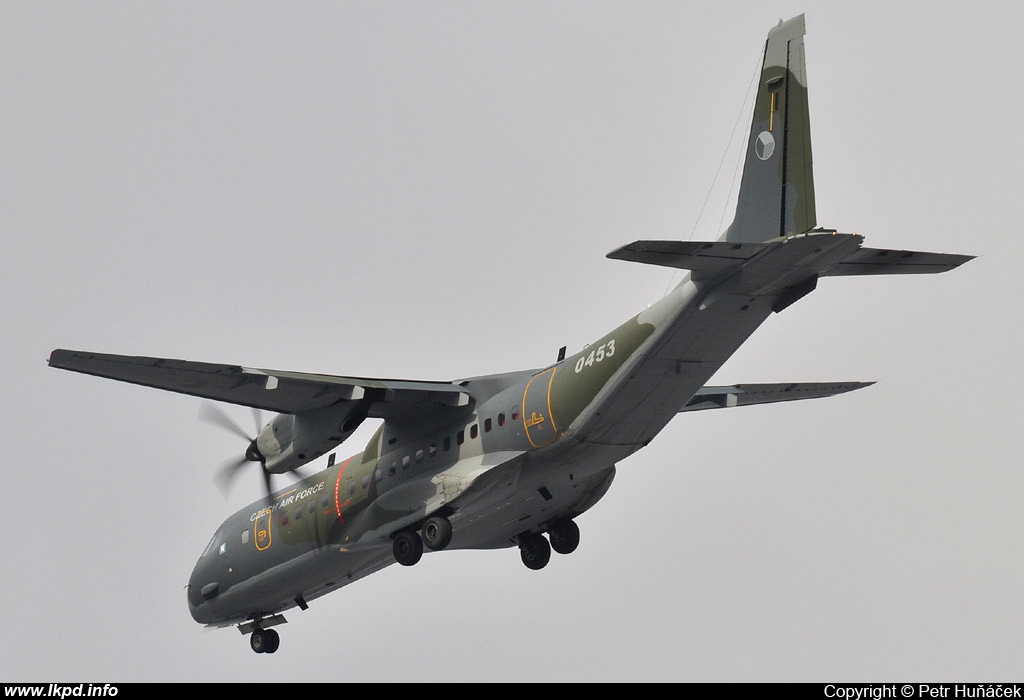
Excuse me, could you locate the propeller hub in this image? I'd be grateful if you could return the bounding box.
[200,401,270,499]
[245,438,264,464]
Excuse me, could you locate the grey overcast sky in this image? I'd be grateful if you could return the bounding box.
[3,0,1021,682]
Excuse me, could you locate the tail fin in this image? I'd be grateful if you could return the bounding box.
[725,14,815,243]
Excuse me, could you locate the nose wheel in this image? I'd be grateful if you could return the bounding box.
[250,627,280,654]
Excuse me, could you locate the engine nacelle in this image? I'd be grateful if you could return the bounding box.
[255,401,368,474]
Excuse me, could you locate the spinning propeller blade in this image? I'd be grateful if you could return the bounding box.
[199,402,272,500]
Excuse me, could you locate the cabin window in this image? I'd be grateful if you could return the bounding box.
[443,436,451,451]
[308,500,316,514]
[361,474,370,489]
[375,466,384,482]
[280,513,289,526]
[484,418,492,433]
[429,443,437,457]
[470,424,479,439]
[347,480,356,496]
[415,449,424,463]
[457,429,465,445]
[402,455,411,470]
[498,412,506,427]
[388,462,397,477]
[294,506,302,520]
[512,406,520,421]
[321,493,330,509]
[240,530,249,545]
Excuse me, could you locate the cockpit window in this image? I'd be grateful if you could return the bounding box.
[201,527,226,558]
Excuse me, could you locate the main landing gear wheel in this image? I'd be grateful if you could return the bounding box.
[393,529,424,566]
[547,518,580,555]
[421,515,453,551]
[519,532,551,570]
[250,627,280,654]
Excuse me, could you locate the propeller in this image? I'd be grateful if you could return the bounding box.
[199,402,271,499]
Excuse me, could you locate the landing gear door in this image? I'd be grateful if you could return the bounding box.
[523,367,558,448]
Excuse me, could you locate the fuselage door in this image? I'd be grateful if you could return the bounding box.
[523,367,558,448]
[254,510,272,551]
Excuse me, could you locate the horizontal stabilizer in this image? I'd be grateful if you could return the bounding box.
[680,381,874,412]
[607,240,765,272]
[609,236,973,282]
[821,247,975,276]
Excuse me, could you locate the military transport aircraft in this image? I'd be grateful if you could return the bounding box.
[49,14,972,655]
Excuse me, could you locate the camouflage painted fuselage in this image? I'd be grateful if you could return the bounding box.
[186,15,817,627]
[185,308,655,625]
[186,263,778,626]
[41,15,969,635]
[43,15,971,644]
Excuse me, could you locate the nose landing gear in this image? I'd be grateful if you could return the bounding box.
[250,627,280,654]
[241,614,286,655]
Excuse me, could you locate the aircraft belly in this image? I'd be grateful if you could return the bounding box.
[195,544,394,626]
[344,450,527,546]
[445,449,617,550]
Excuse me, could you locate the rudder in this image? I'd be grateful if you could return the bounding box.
[725,14,815,243]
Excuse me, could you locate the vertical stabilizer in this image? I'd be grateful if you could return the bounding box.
[725,15,815,243]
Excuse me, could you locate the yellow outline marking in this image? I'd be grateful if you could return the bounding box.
[254,510,272,551]
[274,487,297,502]
[522,367,559,448]
[769,91,776,131]
[546,366,558,434]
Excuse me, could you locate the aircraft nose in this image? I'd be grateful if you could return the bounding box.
[186,585,203,622]
[187,558,221,623]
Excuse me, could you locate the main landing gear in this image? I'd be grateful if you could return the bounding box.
[518,518,580,570]
[391,514,581,571]
[392,514,454,566]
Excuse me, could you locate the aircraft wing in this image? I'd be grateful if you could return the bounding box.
[47,349,472,418]
[680,381,874,412]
